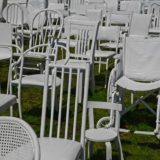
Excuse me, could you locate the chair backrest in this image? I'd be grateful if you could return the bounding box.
[0,23,12,60]
[87,101,122,131]
[123,36,160,81]
[97,26,120,42]
[120,0,142,13]
[129,13,152,37]
[29,9,63,52]
[40,59,90,146]
[0,116,39,160]
[66,19,99,63]
[105,0,118,11]
[4,3,24,26]
[106,11,131,27]
[150,3,160,28]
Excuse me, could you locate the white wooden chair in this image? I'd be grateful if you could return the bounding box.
[39,50,90,160]
[94,26,120,73]
[85,101,124,160]
[0,116,39,160]
[114,36,160,135]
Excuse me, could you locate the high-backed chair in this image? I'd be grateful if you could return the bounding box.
[39,53,90,160]
[0,116,39,160]
[114,36,160,135]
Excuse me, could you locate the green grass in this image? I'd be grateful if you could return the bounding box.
[0,59,160,160]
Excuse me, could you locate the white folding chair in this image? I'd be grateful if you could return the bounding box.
[0,116,39,160]
[39,53,90,160]
[114,36,160,135]
[85,101,124,160]
[129,13,152,37]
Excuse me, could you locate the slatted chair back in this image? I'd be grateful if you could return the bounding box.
[29,9,63,54]
[0,116,39,160]
[40,59,90,147]
[65,19,99,63]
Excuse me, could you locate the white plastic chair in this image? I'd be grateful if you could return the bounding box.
[39,51,90,160]
[85,101,124,160]
[129,13,152,37]
[0,116,39,160]
[114,36,160,135]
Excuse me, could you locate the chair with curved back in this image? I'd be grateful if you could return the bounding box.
[0,116,39,160]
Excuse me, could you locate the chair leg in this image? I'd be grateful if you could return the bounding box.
[87,141,94,159]
[116,135,124,160]
[80,147,85,160]
[105,142,112,160]
[18,85,22,119]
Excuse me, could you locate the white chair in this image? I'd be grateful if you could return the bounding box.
[0,116,39,160]
[24,9,63,72]
[114,36,160,135]
[129,13,152,37]
[3,3,25,51]
[39,52,90,160]
[120,0,142,13]
[94,26,120,73]
[0,94,17,112]
[65,19,99,94]
[85,101,124,160]
[9,43,63,118]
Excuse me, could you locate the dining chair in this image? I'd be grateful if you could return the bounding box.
[39,51,90,160]
[0,116,40,160]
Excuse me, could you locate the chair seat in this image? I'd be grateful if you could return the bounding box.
[94,50,116,58]
[99,42,123,49]
[0,94,17,112]
[116,76,160,91]
[85,128,117,142]
[39,138,82,160]
[0,48,12,60]
[12,74,61,87]
[58,39,77,48]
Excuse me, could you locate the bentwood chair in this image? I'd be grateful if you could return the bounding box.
[85,101,124,160]
[0,116,39,160]
[39,52,90,160]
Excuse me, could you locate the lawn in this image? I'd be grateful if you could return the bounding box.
[0,59,160,160]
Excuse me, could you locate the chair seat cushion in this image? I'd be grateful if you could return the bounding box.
[12,74,61,87]
[85,128,117,142]
[39,138,82,160]
[116,76,160,91]
[94,50,116,58]
[0,94,16,111]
